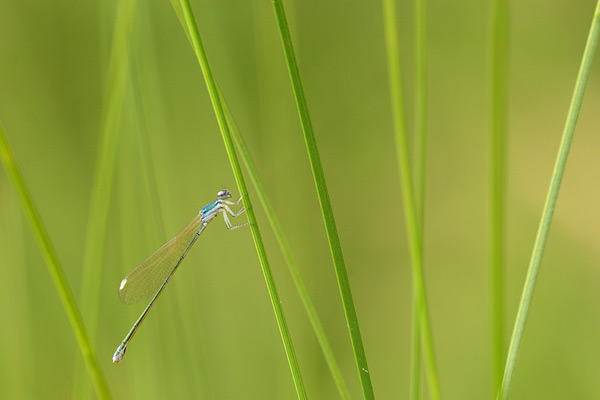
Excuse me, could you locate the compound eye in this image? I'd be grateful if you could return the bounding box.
[217,189,231,198]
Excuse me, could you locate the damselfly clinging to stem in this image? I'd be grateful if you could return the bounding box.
[112,189,249,363]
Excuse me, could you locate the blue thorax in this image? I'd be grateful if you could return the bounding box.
[201,200,219,215]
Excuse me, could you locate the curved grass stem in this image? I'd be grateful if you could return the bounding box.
[0,124,112,400]
[497,2,600,399]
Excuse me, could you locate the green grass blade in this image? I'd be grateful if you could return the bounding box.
[497,3,600,399]
[271,1,375,398]
[221,91,351,400]
[0,123,112,400]
[382,0,440,398]
[168,5,349,394]
[175,1,307,398]
[72,1,138,396]
[409,304,422,400]
[79,0,139,336]
[488,0,509,395]
[411,0,429,398]
[414,0,428,230]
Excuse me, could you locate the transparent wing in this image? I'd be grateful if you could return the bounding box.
[119,214,203,304]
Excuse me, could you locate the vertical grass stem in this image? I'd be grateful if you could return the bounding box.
[382,0,440,398]
[271,1,375,398]
[411,0,429,398]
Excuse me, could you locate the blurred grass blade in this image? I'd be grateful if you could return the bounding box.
[497,2,600,399]
[271,1,375,398]
[411,0,429,398]
[488,0,509,395]
[414,0,428,233]
[79,0,139,337]
[0,123,112,400]
[221,90,351,400]
[382,0,441,399]
[73,1,139,397]
[175,1,307,398]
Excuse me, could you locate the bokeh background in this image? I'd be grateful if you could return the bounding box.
[1,0,600,399]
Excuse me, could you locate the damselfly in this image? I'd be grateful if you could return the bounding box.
[113,189,248,363]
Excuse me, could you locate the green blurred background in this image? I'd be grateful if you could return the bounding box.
[1,0,599,399]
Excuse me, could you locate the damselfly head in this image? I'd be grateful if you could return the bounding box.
[217,189,232,200]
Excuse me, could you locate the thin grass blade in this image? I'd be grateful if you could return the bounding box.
[72,2,139,395]
[174,1,307,398]
[0,123,112,400]
[79,0,139,334]
[497,2,600,399]
[270,1,375,398]
[411,0,429,398]
[382,0,441,399]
